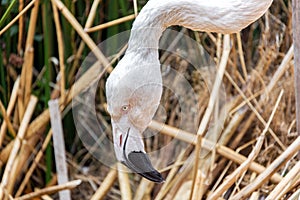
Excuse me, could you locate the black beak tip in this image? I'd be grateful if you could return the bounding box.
[139,170,165,183]
[123,151,165,183]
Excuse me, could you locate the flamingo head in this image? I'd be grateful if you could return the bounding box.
[105,52,164,183]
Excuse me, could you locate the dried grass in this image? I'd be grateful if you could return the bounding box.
[0,0,299,199]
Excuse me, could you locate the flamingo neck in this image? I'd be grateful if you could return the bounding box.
[126,0,273,53]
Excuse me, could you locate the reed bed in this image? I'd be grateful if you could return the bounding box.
[0,0,299,199]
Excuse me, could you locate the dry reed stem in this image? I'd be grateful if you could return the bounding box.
[149,120,282,183]
[164,157,195,200]
[224,43,293,152]
[0,100,16,138]
[7,133,40,196]
[236,32,247,80]
[86,14,136,33]
[1,134,40,195]
[229,90,263,116]
[133,0,138,17]
[210,159,232,192]
[49,100,71,200]
[215,33,222,66]
[16,0,37,128]
[51,0,113,73]
[15,130,53,197]
[173,181,193,200]
[224,71,286,150]
[0,0,37,36]
[133,178,155,200]
[133,179,152,200]
[19,0,39,110]
[190,34,230,200]
[85,0,101,27]
[288,188,300,200]
[263,44,294,100]
[51,1,66,102]
[231,135,300,199]
[69,0,101,80]
[209,101,246,191]
[0,96,37,199]
[191,169,205,200]
[189,135,202,200]
[90,167,117,200]
[117,163,132,200]
[196,34,230,136]
[0,77,20,146]
[154,150,186,200]
[208,90,284,200]
[18,0,24,53]
[1,138,18,169]
[266,160,300,199]
[218,108,245,145]
[292,0,300,138]
[14,180,82,200]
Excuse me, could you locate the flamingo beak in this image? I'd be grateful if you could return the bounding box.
[114,125,164,183]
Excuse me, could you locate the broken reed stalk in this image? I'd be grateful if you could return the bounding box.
[231,135,300,199]
[0,96,37,199]
[208,90,284,200]
[49,100,71,200]
[149,120,282,183]
[190,34,231,200]
[14,180,82,200]
[292,0,300,138]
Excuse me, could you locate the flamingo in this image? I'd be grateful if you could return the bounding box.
[105,0,273,183]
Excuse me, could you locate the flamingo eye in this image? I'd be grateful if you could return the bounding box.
[122,105,129,111]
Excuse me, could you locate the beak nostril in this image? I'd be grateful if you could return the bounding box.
[119,134,122,146]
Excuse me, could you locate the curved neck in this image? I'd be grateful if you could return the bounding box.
[126,0,273,52]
